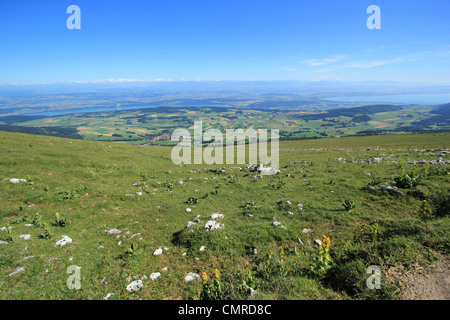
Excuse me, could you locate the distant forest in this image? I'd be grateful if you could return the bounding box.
[0,124,82,139]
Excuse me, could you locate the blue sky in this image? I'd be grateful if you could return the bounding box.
[0,0,449,84]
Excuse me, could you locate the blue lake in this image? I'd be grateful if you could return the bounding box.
[324,93,450,105]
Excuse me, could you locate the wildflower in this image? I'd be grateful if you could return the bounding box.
[201,272,208,283]
[214,269,220,280]
[321,235,331,252]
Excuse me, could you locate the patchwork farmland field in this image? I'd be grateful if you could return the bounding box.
[1,104,448,145]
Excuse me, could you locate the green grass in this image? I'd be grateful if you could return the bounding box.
[0,130,449,300]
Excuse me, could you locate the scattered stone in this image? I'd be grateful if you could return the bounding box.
[287,211,294,215]
[150,272,161,281]
[153,248,163,256]
[9,178,27,184]
[130,233,141,239]
[302,228,313,234]
[105,229,121,235]
[254,175,263,179]
[205,220,224,231]
[24,224,33,227]
[8,266,25,277]
[55,235,72,247]
[184,272,200,282]
[126,280,143,293]
[186,208,192,213]
[18,234,31,241]
[187,221,196,228]
[272,222,281,227]
[363,186,377,193]
[136,192,143,196]
[314,239,323,246]
[380,185,403,196]
[103,293,114,300]
[210,213,224,220]
[0,240,8,245]
[199,245,206,252]
[248,287,257,298]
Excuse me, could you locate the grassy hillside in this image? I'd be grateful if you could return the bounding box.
[0,130,449,300]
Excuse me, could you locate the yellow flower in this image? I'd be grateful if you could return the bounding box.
[214,269,220,280]
[201,272,208,283]
[322,235,331,251]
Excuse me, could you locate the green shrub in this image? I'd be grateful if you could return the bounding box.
[342,200,356,212]
[52,212,69,227]
[431,192,450,217]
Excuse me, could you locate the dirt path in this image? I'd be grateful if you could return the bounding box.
[399,257,450,300]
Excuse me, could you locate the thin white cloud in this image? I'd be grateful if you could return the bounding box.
[300,55,346,67]
[280,66,297,72]
[348,54,424,69]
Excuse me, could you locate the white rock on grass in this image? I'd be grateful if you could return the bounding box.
[187,221,196,228]
[210,213,224,220]
[0,240,8,245]
[19,234,31,241]
[105,229,121,235]
[103,293,115,300]
[126,280,143,292]
[55,236,72,247]
[153,248,163,256]
[199,245,206,252]
[184,272,200,282]
[204,220,224,231]
[9,179,27,184]
[8,266,25,277]
[272,222,281,227]
[185,208,192,213]
[150,272,161,281]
